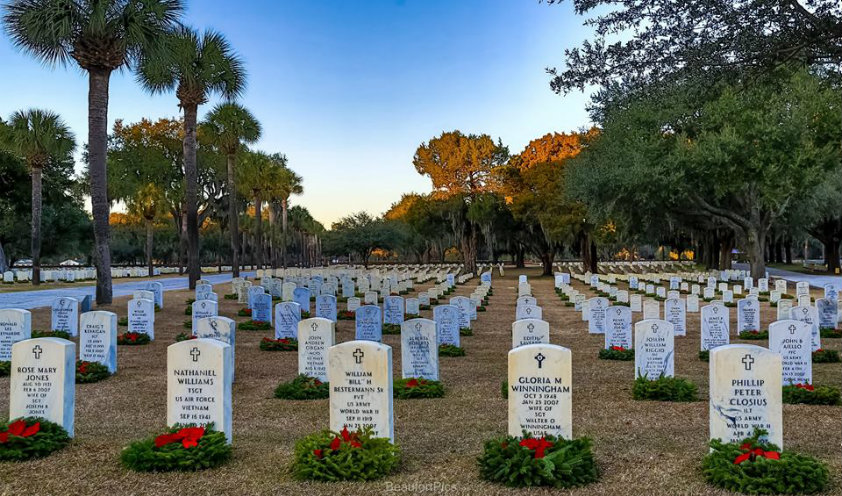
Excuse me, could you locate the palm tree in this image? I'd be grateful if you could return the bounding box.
[125,183,166,277]
[3,0,183,303]
[201,103,261,277]
[237,151,282,269]
[137,26,244,289]
[1,110,75,285]
[276,166,303,268]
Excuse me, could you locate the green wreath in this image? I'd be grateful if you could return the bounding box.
[382,323,401,335]
[32,330,71,339]
[439,343,465,357]
[292,426,400,481]
[632,374,697,402]
[260,337,298,351]
[459,327,473,336]
[703,428,828,494]
[812,349,840,363]
[819,327,842,338]
[275,374,329,400]
[738,330,768,340]
[121,423,231,472]
[76,360,111,383]
[393,378,444,399]
[117,332,151,345]
[0,417,70,461]
[175,332,197,342]
[239,320,271,331]
[0,361,10,377]
[598,346,634,361]
[782,384,842,406]
[478,432,599,488]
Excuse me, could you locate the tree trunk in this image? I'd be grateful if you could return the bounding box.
[785,237,793,264]
[146,218,154,277]
[30,164,42,286]
[227,153,240,277]
[515,245,525,268]
[459,224,478,274]
[744,226,767,279]
[589,239,598,273]
[281,198,289,269]
[182,103,201,288]
[88,68,114,304]
[254,192,263,269]
[822,237,841,274]
[540,250,554,276]
[268,204,277,269]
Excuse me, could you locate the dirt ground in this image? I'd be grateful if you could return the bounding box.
[0,267,839,495]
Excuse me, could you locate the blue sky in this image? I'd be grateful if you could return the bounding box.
[0,0,595,226]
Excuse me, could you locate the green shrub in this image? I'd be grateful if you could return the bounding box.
[76,360,111,383]
[224,294,237,300]
[477,433,598,488]
[184,306,192,316]
[382,323,401,335]
[0,417,70,461]
[632,374,697,402]
[699,350,710,362]
[0,361,9,377]
[121,424,231,472]
[501,380,508,399]
[274,374,329,400]
[598,346,634,361]
[237,308,252,317]
[459,327,473,336]
[820,327,842,338]
[782,384,841,406]
[117,332,151,345]
[394,378,444,399]
[175,332,197,342]
[292,427,400,481]
[118,317,128,326]
[702,428,828,494]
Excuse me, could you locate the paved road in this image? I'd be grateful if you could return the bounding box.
[0,272,254,310]
[734,263,842,290]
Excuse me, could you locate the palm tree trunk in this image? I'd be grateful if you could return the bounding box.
[267,205,277,269]
[30,164,42,286]
[146,218,154,277]
[282,198,289,269]
[183,103,201,288]
[88,68,114,304]
[227,152,240,276]
[254,192,263,269]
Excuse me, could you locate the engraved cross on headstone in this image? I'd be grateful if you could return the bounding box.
[741,354,754,371]
[353,348,364,364]
[788,324,796,335]
[311,322,319,332]
[32,345,42,359]
[190,347,201,362]
[534,353,546,369]
[527,323,535,332]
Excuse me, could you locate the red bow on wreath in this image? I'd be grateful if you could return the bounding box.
[78,362,89,374]
[794,383,814,391]
[0,419,40,443]
[329,426,362,451]
[519,437,553,459]
[128,333,138,342]
[734,443,780,465]
[610,346,627,351]
[154,426,206,449]
[406,378,426,388]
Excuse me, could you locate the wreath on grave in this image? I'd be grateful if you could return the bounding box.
[782,383,842,406]
[429,298,440,305]
[182,320,192,329]
[301,311,311,319]
[274,374,329,399]
[32,330,71,339]
[393,378,444,399]
[419,304,432,311]
[260,337,298,352]
[185,298,196,305]
[184,306,192,316]
[438,344,465,357]
[501,380,509,399]
[632,374,697,402]
[819,327,842,338]
[237,308,252,317]
[121,423,231,472]
[699,350,710,362]
[477,432,599,488]
[292,426,400,481]
[598,346,634,361]
[459,327,473,336]
[0,417,71,461]
[224,294,238,300]
[811,349,840,363]
[477,305,486,312]
[76,360,111,383]
[239,320,271,331]
[702,428,828,494]
[118,317,128,326]
[405,313,420,319]
[382,323,401,335]
[337,310,355,320]
[175,332,197,342]
[738,330,768,340]
[725,302,737,308]
[0,361,10,376]
[117,332,151,346]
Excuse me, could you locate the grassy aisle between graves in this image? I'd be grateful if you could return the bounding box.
[0,269,839,495]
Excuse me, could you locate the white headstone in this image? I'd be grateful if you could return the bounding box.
[298,318,335,381]
[10,338,75,436]
[605,306,632,349]
[401,319,438,380]
[768,320,812,386]
[512,319,550,348]
[634,320,675,379]
[128,298,155,339]
[79,311,117,373]
[51,297,79,336]
[701,305,729,351]
[0,309,31,361]
[507,344,572,439]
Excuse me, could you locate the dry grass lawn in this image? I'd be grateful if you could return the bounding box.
[0,268,839,495]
